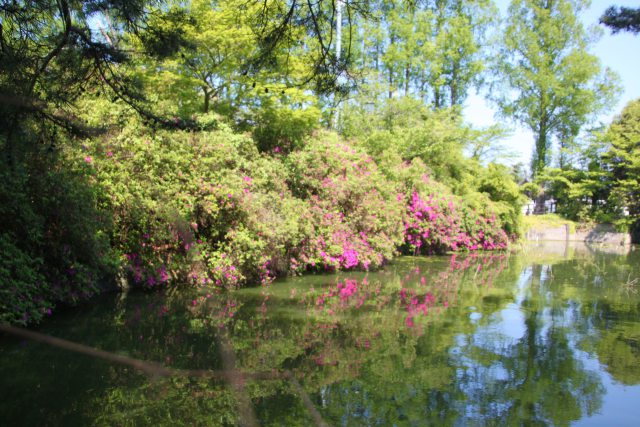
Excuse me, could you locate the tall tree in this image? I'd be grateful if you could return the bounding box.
[601,99,640,242]
[0,0,368,149]
[600,5,640,34]
[353,0,495,110]
[493,0,619,176]
[427,0,495,108]
[137,0,266,116]
[0,0,157,166]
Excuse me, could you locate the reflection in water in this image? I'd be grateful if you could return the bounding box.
[450,264,604,427]
[0,244,639,426]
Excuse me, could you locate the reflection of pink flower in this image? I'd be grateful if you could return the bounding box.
[339,279,357,299]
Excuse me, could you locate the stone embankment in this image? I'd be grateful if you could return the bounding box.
[525,223,631,246]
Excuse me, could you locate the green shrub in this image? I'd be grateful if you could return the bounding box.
[1,107,518,324]
[0,234,48,325]
[285,133,406,271]
[0,143,115,324]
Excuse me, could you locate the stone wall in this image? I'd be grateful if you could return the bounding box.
[525,223,631,246]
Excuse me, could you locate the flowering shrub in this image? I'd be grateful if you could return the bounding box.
[286,135,406,271]
[403,191,508,254]
[1,115,515,324]
[79,124,508,291]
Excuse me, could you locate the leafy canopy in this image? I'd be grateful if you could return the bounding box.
[493,0,620,176]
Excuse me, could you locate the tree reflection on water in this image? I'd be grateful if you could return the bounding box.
[1,245,639,426]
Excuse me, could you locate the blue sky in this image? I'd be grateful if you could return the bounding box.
[463,0,640,167]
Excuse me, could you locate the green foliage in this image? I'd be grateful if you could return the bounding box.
[600,6,640,35]
[0,142,115,325]
[350,0,496,108]
[251,92,321,153]
[0,234,48,325]
[342,97,524,235]
[535,98,640,234]
[343,98,470,184]
[601,99,640,241]
[135,0,258,117]
[130,0,323,149]
[494,0,620,175]
[538,165,617,224]
[0,0,164,161]
[477,163,525,236]
[520,181,542,200]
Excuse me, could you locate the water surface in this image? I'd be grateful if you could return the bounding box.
[1,242,639,426]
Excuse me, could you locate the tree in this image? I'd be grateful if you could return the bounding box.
[349,0,495,110]
[493,0,620,176]
[137,0,263,116]
[426,0,495,108]
[0,0,369,151]
[468,124,514,164]
[600,5,640,34]
[0,1,156,164]
[602,99,640,242]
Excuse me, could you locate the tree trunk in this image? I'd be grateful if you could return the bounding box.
[450,61,459,106]
[203,87,210,113]
[533,119,548,176]
[405,66,410,96]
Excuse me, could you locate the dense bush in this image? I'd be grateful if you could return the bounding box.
[285,134,406,271]
[1,111,516,324]
[475,163,524,237]
[0,234,48,325]
[81,125,408,288]
[341,98,523,235]
[403,191,508,254]
[0,146,115,325]
[82,122,290,288]
[250,91,321,154]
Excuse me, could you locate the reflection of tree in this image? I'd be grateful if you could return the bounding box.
[547,250,640,386]
[4,249,638,425]
[449,263,605,427]
[594,318,640,385]
[243,253,518,425]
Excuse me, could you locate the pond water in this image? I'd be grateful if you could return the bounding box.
[1,242,640,426]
